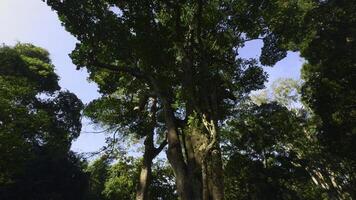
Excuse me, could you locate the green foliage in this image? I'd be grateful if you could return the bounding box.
[149,160,177,200]
[85,156,110,200]
[45,0,268,122]
[0,43,87,200]
[222,102,325,200]
[86,156,177,200]
[247,0,356,161]
[299,1,356,160]
[0,43,59,92]
[84,94,160,139]
[244,1,356,196]
[44,0,356,198]
[298,2,356,197]
[102,157,139,200]
[250,78,302,110]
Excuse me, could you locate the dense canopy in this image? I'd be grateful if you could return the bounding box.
[0,0,355,199]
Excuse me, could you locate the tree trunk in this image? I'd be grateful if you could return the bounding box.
[205,145,224,200]
[136,137,153,200]
[136,159,152,200]
[182,118,224,200]
[201,118,224,200]
[162,99,196,200]
[183,132,203,200]
[136,97,167,200]
[152,75,223,199]
[136,135,168,200]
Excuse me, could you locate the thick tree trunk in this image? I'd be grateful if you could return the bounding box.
[162,99,196,200]
[182,120,224,200]
[205,145,224,200]
[150,72,223,199]
[183,132,203,200]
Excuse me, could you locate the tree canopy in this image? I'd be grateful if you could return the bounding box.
[0,0,355,199]
[0,43,87,200]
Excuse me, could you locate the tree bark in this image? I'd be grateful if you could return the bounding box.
[206,146,224,200]
[201,117,224,200]
[162,99,196,200]
[136,97,167,200]
[136,151,152,200]
[182,130,203,200]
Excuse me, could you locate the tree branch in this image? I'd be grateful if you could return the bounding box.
[90,59,164,99]
[154,139,168,157]
[91,60,147,80]
[241,37,264,43]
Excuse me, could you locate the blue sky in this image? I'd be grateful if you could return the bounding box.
[0,0,304,154]
[0,0,104,153]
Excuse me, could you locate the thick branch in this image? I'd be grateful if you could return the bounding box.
[90,60,147,80]
[154,140,168,157]
[90,60,164,101]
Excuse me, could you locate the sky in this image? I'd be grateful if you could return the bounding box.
[0,0,304,154]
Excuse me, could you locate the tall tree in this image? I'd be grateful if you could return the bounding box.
[247,0,356,198]
[40,0,356,198]
[222,103,323,200]
[0,43,87,200]
[222,80,328,199]
[45,1,272,199]
[299,2,356,197]
[217,0,356,197]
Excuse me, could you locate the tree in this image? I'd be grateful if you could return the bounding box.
[222,100,325,200]
[249,0,356,198]
[230,1,356,197]
[43,0,273,199]
[84,93,167,200]
[85,156,110,200]
[298,1,356,197]
[86,156,177,200]
[45,1,273,199]
[250,78,302,110]
[299,0,356,160]
[223,77,356,199]
[0,43,88,200]
[45,0,356,198]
